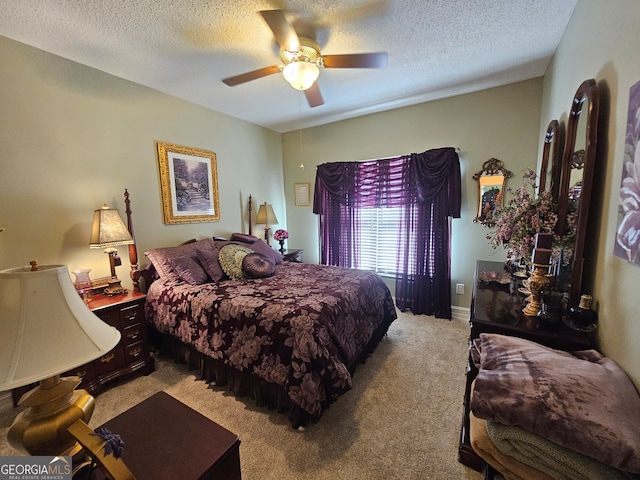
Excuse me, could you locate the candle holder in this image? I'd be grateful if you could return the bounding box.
[522,263,551,317]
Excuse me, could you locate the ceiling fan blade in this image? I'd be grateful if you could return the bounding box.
[305,82,324,108]
[260,10,300,52]
[322,52,388,69]
[222,65,281,87]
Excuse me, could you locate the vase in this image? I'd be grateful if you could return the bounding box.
[72,269,92,290]
[278,240,285,254]
[72,269,93,304]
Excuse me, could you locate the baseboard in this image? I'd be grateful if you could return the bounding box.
[451,306,470,322]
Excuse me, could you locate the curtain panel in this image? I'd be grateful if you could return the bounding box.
[313,147,461,318]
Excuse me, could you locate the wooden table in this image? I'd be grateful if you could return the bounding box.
[100,392,241,480]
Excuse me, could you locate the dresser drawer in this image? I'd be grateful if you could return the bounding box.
[122,323,144,346]
[121,303,144,327]
[93,348,126,375]
[64,362,96,386]
[125,342,146,363]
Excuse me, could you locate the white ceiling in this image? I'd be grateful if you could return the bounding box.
[0,0,578,133]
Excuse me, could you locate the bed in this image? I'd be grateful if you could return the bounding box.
[125,192,397,428]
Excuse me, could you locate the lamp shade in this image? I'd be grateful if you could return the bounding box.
[283,61,319,90]
[0,264,121,390]
[89,205,134,248]
[256,203,278,226]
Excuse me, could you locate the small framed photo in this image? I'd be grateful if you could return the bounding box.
[157,142,220,224]
[294,183,310,206]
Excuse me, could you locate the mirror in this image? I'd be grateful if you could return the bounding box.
[538,119,563,203]
[473,158,512,226]
[556,79,599,307]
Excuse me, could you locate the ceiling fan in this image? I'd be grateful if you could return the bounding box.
[222,9,388,108]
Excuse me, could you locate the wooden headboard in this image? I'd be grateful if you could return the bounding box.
[124,190,256,292]
[124,189,141,292]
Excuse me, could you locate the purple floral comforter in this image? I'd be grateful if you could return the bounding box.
[145,262,397,417]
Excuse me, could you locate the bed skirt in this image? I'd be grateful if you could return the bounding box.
[148,318,393,428]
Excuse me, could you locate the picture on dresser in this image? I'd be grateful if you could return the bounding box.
[157,141,220,224]
[615,79,640,263]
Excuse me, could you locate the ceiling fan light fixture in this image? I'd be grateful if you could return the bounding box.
[283,61,319,91]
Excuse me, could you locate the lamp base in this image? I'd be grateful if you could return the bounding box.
[8,375,95,456]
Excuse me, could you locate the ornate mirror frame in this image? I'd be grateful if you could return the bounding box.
[556,79,599,307]
[473,158,512,226]
[538,119,563,203]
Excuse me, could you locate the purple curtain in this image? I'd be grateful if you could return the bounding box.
[313,147,461,318]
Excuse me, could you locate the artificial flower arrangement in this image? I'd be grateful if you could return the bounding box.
[487,169,576,267]
[273,229,289,241]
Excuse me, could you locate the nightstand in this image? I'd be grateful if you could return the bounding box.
[78,291,155,394]
[12,290,155,407]
[282,249,303,263]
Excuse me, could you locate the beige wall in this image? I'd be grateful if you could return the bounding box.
[0,36,285,285]
[539,0,640,386]
[282,79,543,310]
[2,0,637,389]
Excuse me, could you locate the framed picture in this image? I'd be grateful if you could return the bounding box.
[157,142,220,224]
[294,182,310,206]
[615,80,640,263]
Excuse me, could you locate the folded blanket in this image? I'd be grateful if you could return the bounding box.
[470,333,640,473]
[469,411,553,480]
[486,420,629,480]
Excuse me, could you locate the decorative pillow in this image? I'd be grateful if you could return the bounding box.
[230,232,260,243]
[219,236,284,264]
[145,238,216,282]
[242,252,276,278]
[218,244,253,280]
[249,238,284,264]
[169,255,209,285]
[196,248,224,283]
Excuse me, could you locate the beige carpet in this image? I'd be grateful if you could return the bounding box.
[0,310,483,480]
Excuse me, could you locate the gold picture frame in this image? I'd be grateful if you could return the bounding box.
[157,142,220,224]
[294,182,310,206]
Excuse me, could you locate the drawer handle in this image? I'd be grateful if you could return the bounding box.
[100,353,115,363]
[124,311,139,321]
[126,331,139,340]
[129,347,142,358]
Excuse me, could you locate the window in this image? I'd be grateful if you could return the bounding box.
[358,206,403,275]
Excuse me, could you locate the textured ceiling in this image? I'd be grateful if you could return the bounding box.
[0,0,578,133]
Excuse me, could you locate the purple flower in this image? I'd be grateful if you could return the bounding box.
[487,169,573,264]
[92,427,125,459]
[273,229,289,241]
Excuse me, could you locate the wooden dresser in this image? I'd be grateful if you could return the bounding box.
[458,260,596,472]
[77,291,155,393]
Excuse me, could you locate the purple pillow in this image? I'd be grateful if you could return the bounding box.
[169,255,209,285]
[196,247,224,283]
[220,234,284,265]
[249,238,284,264]
[230,233,260,243]
[242,253,276,278]
[145,238,216,282]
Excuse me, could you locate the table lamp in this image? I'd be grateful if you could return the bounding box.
[255,202,278,246]
[0,262,121,456]
[90,205,134,290]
